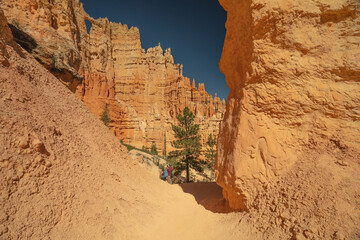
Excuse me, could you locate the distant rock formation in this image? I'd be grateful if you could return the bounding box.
[0,0,226,154]
[216,0,360,211]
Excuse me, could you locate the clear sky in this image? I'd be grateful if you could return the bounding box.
[82,0,229,101]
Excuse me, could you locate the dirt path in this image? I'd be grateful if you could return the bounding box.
[139,182,255,240]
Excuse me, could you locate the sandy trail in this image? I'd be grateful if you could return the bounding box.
[139,182,253,240]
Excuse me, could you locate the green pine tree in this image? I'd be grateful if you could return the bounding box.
[205,133,216,180]
[170,107,202,182]
[150,143,158,155]
[100,103,111,127]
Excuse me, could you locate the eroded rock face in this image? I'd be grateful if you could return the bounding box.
[80,17,225,152]
[1,0,86,91]
[216,0,360,211]
[1,0,226,154]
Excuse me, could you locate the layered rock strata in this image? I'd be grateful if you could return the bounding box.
[216,0,360,211]
[0,0,226,154]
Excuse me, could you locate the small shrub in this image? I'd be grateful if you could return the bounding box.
[100,103,110,127]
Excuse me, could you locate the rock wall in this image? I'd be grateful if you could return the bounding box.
[216,0,360,211]
[0,0,226,154]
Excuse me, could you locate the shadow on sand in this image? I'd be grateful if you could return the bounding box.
[180,182,233,213]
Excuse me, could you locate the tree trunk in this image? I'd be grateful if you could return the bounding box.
[211,158,214,180]
[186,155,190,182]
[163,132,166,157]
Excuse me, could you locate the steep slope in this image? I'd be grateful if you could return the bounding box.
[0,9,151,238]
[0,0,226,155]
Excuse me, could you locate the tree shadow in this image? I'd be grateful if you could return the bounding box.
[179,182,234,213]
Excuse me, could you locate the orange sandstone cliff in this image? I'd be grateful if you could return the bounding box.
[216,0,360,212]
[0,0,226,154]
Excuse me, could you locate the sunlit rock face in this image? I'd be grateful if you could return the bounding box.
[216,0,360,211]
[0,0,226,154]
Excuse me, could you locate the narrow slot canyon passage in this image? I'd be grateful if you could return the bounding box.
[0,0,359,239]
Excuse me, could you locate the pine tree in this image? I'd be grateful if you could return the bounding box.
[100,103,110,127]
[205,133,216,180]
[151,143,158,155]
[170,107,201,182]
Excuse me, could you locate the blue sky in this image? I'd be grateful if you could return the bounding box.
[82,0,229,100]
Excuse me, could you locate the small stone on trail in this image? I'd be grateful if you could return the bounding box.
[17,136,29,149]
[32,138,43,152]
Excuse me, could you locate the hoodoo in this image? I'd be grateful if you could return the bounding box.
[216,0,360,211]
